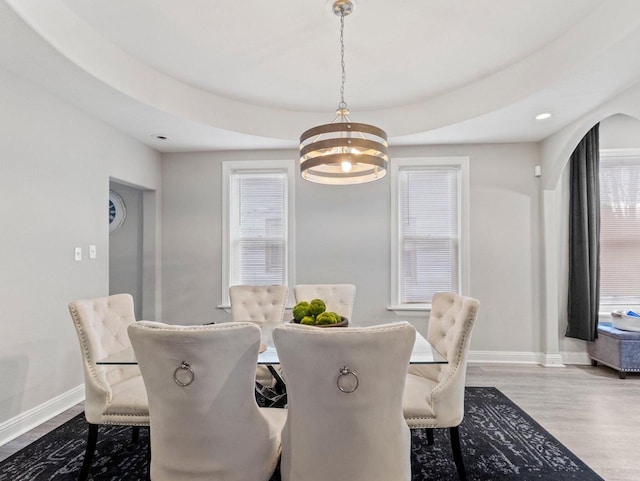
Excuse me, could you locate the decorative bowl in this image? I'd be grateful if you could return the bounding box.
[290,316,349,328]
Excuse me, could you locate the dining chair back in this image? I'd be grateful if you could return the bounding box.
[128,321,286,481]
[229,285,288,323]
[229,285,288,388]
[402,292,480,481]
[68,293,149,481]
[293,284,356,319]
[273,321,415,481]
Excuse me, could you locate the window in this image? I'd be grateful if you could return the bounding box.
[599,149,640,307]
[221,160,295,307]
[390,157,469,310]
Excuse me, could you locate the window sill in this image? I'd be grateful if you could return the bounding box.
[387,305,432,315]
[217,304,295,313]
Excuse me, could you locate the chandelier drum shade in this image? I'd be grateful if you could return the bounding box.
[299,0,388,185]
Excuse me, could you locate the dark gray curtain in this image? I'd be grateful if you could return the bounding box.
[567,123,600,341]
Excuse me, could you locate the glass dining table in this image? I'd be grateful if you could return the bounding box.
[97,322,446,365]
[97,321,446,407]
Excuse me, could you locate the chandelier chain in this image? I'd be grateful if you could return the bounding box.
[339,11,347,110]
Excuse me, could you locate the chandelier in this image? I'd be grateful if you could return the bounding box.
[299,0,388,185]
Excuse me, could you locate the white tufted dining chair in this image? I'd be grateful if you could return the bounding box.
[273,321,415,481]
[229,285,288,387]
[229,285,288,323]
[68,293,149,481]
[402,292,480,481]
[293,284,356,319]
[128,321,286,481]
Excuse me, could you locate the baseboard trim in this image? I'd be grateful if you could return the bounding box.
[541,353,566,367]
[468,350,591,367]
[468,350,543,364]
[0,384,84,447]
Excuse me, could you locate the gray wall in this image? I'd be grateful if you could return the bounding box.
[161,142,542,354]
[0,66,161,425]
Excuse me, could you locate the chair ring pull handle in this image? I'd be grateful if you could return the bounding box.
[337,365,359,393]
[174,361,195,387]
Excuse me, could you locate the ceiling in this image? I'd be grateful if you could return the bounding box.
[2,0,640,152]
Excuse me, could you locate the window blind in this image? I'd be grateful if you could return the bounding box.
[399,168,460,304]
[600,155,640,305]
[230,171,287,286]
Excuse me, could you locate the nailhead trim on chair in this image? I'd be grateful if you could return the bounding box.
[590,357,640,373]
[103,419,150,426]
[404,418,438,428]
[133,321,262,333]
[69,303,113,404]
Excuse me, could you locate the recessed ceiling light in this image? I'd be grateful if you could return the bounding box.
[535,113,552,120]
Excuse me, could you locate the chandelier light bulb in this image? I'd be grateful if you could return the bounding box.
[341,160,353,172]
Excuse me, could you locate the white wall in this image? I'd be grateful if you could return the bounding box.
[161,142,542,356]
[0,67,161,430]
[600,113,640,149]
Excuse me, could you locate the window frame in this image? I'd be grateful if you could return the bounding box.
[598,148,640,312]
[220,160,296,308]
[389,157,470,312]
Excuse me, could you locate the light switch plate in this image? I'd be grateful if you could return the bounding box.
[89,245,97,259]
[74,247,82,261]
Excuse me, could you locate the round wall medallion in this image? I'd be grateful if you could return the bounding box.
[109,190,126,234]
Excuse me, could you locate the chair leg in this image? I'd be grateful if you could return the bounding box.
[131,426,140,442]
[78,423,99,481]
[449,426,467,481]
[426,428,434,445]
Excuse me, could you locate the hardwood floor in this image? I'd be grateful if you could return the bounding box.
[466,363,640,481]
[1,363,638,480]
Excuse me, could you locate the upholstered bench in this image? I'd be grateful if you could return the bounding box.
[588,323,640,379]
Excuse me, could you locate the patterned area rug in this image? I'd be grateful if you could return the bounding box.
[0,387,602,481]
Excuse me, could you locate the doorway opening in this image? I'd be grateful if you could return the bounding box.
[109,179,157,320]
